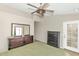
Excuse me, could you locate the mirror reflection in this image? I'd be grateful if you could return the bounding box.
[11,23,30,36]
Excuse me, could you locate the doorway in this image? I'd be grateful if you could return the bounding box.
[63,21,79,53]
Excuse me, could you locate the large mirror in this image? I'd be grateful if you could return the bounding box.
[11,23,30,36]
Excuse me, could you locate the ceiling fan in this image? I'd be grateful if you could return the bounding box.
[27,3,54,17]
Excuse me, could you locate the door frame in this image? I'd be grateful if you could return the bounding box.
[63,20,79,53]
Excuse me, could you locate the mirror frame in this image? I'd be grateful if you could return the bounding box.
[11,23,30,36]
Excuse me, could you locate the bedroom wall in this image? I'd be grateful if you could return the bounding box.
[0,5,34,52]
[34,13,79,48]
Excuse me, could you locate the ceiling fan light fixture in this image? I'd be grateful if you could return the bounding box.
[36,13,44,17]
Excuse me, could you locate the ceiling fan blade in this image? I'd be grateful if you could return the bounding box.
[38,3,48,9]
[31,10,37,14]
[27,4,38,8]
[42,3,49,9]
[46,10,54,12]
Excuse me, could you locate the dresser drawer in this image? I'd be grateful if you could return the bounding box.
[8,36,33,50]
[9,37,24,49]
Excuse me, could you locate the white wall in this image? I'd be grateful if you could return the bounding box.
[35,14,79,48]
[0,6,34,52]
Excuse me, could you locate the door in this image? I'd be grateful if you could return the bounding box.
[63,21,79,52]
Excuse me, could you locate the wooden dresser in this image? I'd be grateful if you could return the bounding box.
[8,35,33,50]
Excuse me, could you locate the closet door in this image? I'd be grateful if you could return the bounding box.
[63,21,79,52]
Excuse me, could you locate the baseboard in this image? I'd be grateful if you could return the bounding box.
[34,39,47,43]
[0,49,8,53]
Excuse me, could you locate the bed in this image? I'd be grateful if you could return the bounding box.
[0,42,66,56]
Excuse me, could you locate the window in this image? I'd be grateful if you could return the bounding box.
[11,23,30,36]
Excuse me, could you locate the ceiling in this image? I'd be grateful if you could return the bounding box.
[2,3,79,15]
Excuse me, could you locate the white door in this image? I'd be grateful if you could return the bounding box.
[63,21,79,53]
